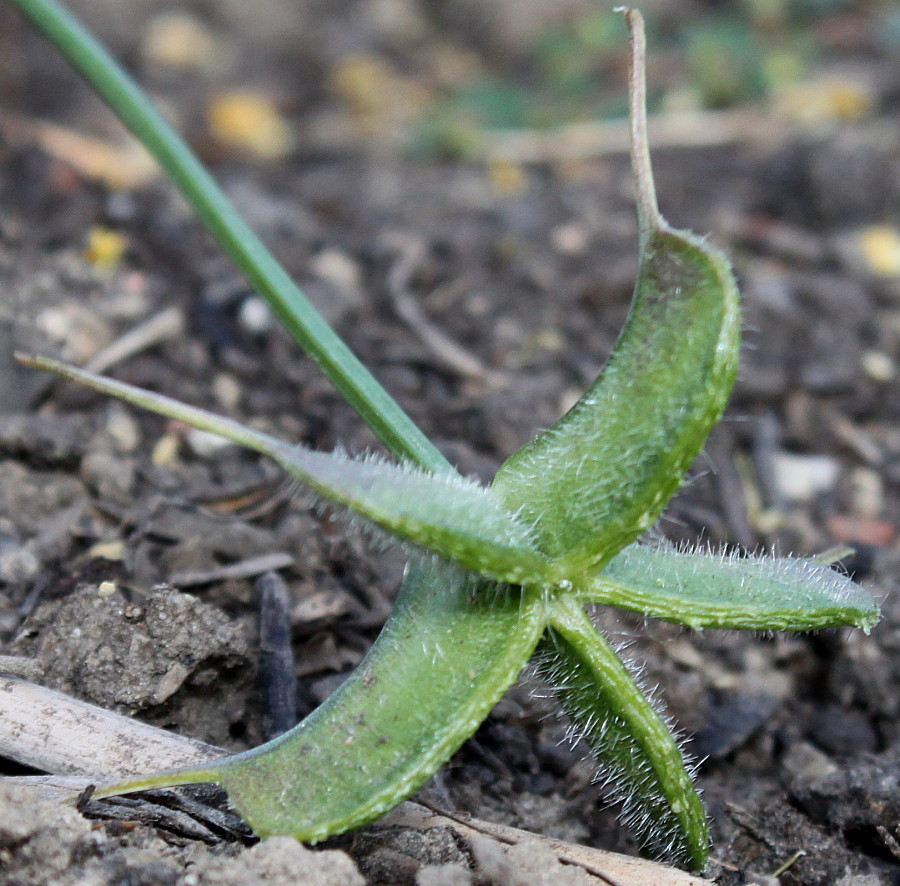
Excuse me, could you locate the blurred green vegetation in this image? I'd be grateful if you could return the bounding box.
[413,0,887,154]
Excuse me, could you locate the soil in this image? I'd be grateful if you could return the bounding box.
[1,1,900,884]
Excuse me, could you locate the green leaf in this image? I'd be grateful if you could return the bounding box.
[94,560,546,842]
[285,451,550,585]
[582,542,881,632]
[492,12,741,578]
[540,597,708,870]
[18,355,550,586]
[494,226,739,577]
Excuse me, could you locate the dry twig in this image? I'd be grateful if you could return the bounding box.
[0,674,710,885]
[472,107,772,164]
[387,238,508,387]
[169,551,294,588]
[85,307,185,375]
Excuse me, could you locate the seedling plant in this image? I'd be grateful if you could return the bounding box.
[9,0,879,872]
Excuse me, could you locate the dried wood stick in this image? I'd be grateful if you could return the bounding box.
[0,675,711,884]
[380,802,711,886]
[169,551,294,588]
[0,674,222,779]
[84,306,185,375]
[473,107,772,163]
[387,238,507,386]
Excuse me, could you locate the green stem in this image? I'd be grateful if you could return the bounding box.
[7,0,448,473]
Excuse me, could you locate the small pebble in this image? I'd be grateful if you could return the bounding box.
[291,590,351,626]
[857,225,900,278]
[151,662,192,704]
[861,349,895,382]
[143,11,221,71]
[416,863,472,886]
[0,533,39,584]
[742,873,780,886]
[186,428,234,458]
[35,302,113,363]
[781,741,839,788]
[207,91,294,159]
[105,404,141,453]
[0,655,43,680]
[213,373,242,412]
[692,693,777,760]
[311,249,361,295]
[239,296,274,334]
[808,703,878,756]
[847,467,884,519]
[771,451,840,503]
[151,433,181,467]
[80,450,136,501]
[550,222,589,256]
[89,543,125,563]
[307,250,364,325]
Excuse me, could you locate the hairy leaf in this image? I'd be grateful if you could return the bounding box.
[539,597,708,869]
[583,542,880,631]
[492,11,740,577]
[94,559,546,840]
[18,355,550,585]
[493,226,740,577]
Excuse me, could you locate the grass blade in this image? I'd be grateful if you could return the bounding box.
[7,0,446,472]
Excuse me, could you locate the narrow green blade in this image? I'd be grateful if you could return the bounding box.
[541,597,709,870]
[582,542,880,632]
[7,0,446,472]
[492,10,740,577]
[18,355,550,585]
[94,560,545,842]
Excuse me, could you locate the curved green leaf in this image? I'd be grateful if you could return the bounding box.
[492,11,740,577]
[94,560,545,841]
[494,225,739,577]
[18,355,550,585]
[582,542,880,632]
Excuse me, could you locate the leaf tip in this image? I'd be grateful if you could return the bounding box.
[13,351,38,367]
[620,6,663,236]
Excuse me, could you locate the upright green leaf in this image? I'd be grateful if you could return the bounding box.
[583,542,880,632]
[18,355,550,585]
[492,11,740,577]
